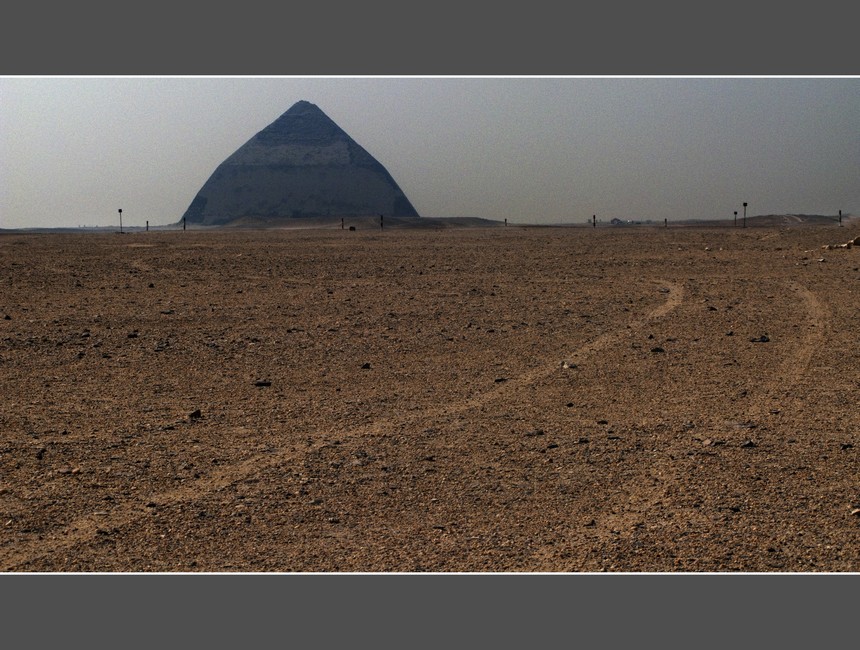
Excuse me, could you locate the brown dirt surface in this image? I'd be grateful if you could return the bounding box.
[1,224,859,572]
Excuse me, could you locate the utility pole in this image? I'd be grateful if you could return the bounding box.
[118,208,123,234]
[592,215,596,228]
[743,202,747,229]
[734,210,737,227]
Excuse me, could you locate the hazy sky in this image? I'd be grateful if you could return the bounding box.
[1,76,857,229]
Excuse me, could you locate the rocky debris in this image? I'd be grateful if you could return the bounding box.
[254,379,272,387]
[822,236,859,250]
[4,226,860,573]
[750,335,770,343]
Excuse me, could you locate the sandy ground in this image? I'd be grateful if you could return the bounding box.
[1,224,858,572]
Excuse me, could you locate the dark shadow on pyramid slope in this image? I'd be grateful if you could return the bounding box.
[180,100,420,226]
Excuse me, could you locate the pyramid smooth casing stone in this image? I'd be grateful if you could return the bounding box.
[180,100,419,225]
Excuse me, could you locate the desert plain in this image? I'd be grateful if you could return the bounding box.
[1,220,858,572]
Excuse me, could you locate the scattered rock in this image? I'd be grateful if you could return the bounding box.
[750,335,770,343]
[650,346,665,353]
[189,409,202,420]
[524,429,545,437]
[494,377,508,383]
[740,439,757,448]
[361,362,371,369]
[254,379,272,387]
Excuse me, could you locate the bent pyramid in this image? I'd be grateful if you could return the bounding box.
[181,100,420,225]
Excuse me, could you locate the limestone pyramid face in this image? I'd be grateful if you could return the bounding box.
[181,100,419,225]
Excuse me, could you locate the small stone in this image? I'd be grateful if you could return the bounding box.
[524,429,545,437]
[741,439,757,448]
[494,377,508,383]
[361,362,371,369]
[650,346,665,353]
[254,379,272,387]
[189,409,202,419]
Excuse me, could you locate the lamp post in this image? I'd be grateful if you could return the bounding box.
[118,208,123,234]
[743,202,747,229]
[734,210,737,227]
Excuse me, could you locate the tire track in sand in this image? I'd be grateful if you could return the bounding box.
[0,280,684,570]
[555,280,829,569]
[744,280,829,422]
